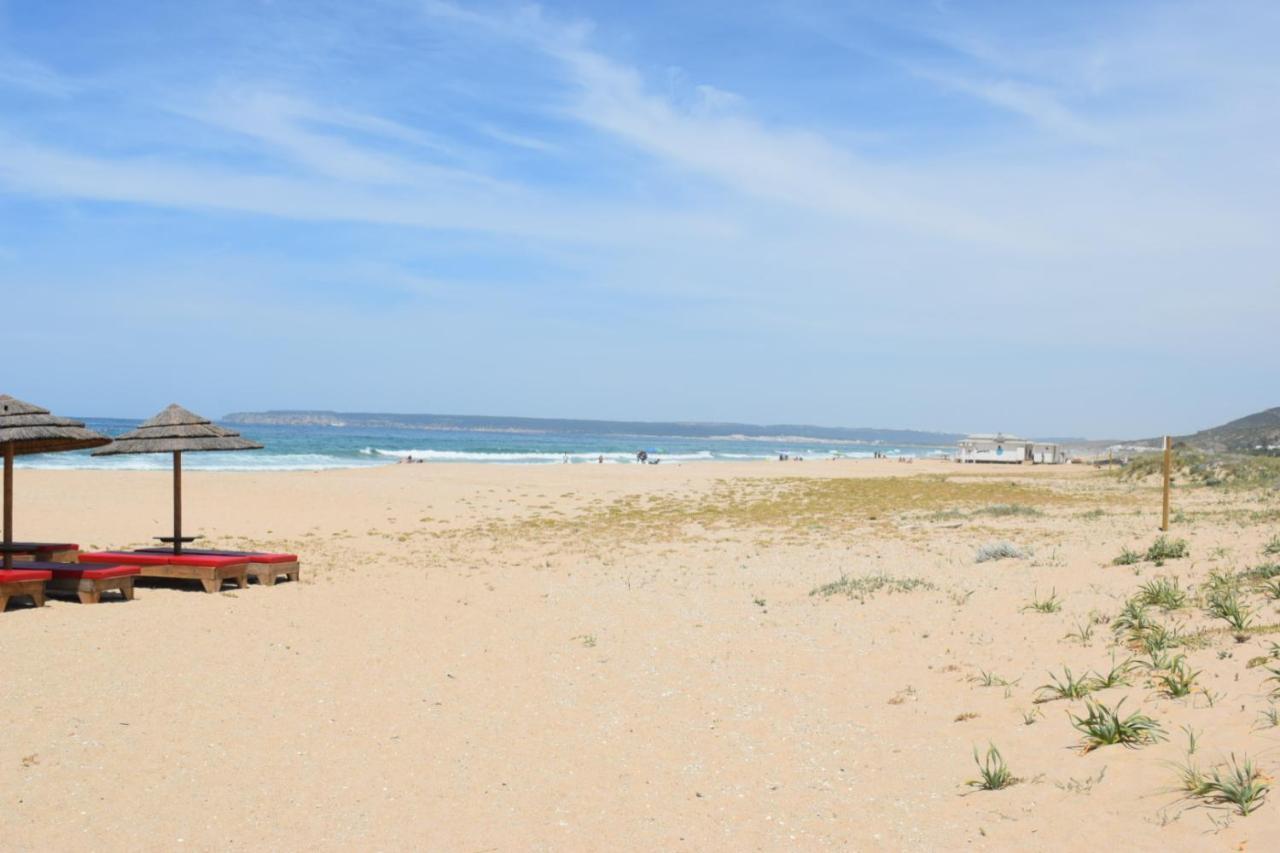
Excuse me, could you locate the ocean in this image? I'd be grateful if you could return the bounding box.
[17,417,953,471]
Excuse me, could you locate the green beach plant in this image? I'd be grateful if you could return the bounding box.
[1136,577,1187,611]
[1137,621,1185,655]
[1023,588,1062,614]
[1112,599,1153,636]
[1174,757,1212,797]
[1264,664,1280,697]
[1064,620,1095,645]
[1090,654,1138,690]
[1145,536,1189,564]
[1154,655,1201,698]
[1112,547,1143,567]
[1243,562,1280,582]
[1070,698,1165,751]
[1205,591,1253,632]
[1036,666,1092,702]
[1140,647,1178,673]
[967,743,1018,790]
[1264,535,1280,557]
[972,669,1017,688]
[1202,755,1269,816]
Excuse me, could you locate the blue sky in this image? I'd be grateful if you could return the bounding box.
[1,0,1276,437]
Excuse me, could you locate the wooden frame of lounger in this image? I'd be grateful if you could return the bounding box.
[246,558,299,586]
[0,578,45,611]
[135,561,249,594]
[137,548,299,586]
[45,573,135,604]
[5,544,79,563]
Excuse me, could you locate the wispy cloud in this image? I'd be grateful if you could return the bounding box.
[0,51,76,96]
[0,0,1276,433]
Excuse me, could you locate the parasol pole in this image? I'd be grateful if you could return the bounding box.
[173,450,183,554]
[3,443,12,570]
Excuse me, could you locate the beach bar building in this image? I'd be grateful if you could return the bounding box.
[956,433,1064,464]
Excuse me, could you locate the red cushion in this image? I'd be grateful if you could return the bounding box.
[13,561,139,580]
[137,548,297,563]
[79,551,249,569]
[0,569,53,582]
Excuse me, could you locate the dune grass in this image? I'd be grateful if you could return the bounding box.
[976,541,1028,563]
[810,572,934,602]
[1070,698,1165,751]
[486,474,1082,543]
[967,743,1018,790]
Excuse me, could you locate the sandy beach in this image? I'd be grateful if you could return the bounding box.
[3,458,1279,850]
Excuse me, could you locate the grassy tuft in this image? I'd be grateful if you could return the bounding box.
[1070,698,1165,751]
[967,743,1018,790]
[972,669,1017,688]
[1112,547,1143,566]
[809,573,934,602]
[1202,754,1270,816]
[1135,577,1187,611]
[1090,654,1138,690]
[1205,590,1253,632]
[1145,536,1189,564]
[975,541,1028,563]
[1154,655,1201,698]
[1036,666,1092,702]
[1023,588,1062,614]
[975,503,1043,518]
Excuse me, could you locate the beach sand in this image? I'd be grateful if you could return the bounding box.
[3,459,1279,850]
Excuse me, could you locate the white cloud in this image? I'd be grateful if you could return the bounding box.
[0,52,76,96]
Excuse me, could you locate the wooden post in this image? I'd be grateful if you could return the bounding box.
[1160,435,1172,531]
[3,443,13,570]
[173,450,183,554]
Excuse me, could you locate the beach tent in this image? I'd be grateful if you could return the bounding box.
[0,395,112,569]
[91,404,261,553]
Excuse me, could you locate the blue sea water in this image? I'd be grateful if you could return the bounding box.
[17,418,953,471]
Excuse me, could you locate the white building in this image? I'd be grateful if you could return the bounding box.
[957,433,1065,464]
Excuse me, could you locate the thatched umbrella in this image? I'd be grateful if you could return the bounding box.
[0,395,112,569]
[91,404,262,554]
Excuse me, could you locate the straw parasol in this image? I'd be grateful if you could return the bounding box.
[91,404,262,553]
[0,395,112,569]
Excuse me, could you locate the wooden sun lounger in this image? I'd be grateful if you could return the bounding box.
[138,548,300,586]
[2,542,80,562]
[78,551,249,594]
[10,561,138,604]
[0,568,51,611]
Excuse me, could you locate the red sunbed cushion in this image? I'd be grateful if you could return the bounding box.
[13,561,139,580]
[0,569,53,582]
[137,548,297,563]
[79,551,249,569]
